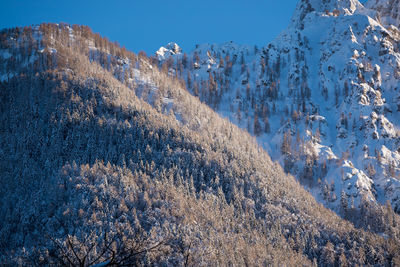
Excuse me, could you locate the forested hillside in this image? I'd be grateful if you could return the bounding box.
[0,23,400,266]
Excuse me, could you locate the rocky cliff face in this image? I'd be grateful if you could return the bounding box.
[367,0,400,28]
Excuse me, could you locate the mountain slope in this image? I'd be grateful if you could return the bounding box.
[158,0,400,225]
[1,23,400,265]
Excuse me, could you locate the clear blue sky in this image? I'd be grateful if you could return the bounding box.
[0,0,300,54]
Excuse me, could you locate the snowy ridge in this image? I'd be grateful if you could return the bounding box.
[289,0,366,30]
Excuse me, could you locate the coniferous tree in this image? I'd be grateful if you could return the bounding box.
[253,114,262,136]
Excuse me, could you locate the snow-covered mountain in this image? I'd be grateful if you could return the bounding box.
[4,23,400,265]
[156,0,400,219]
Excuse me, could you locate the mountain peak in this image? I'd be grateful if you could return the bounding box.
[290,0,364,29]
[305,0,363,12]
[156,42,182,60]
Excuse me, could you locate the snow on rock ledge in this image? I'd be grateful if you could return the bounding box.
[156,42,182,60]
